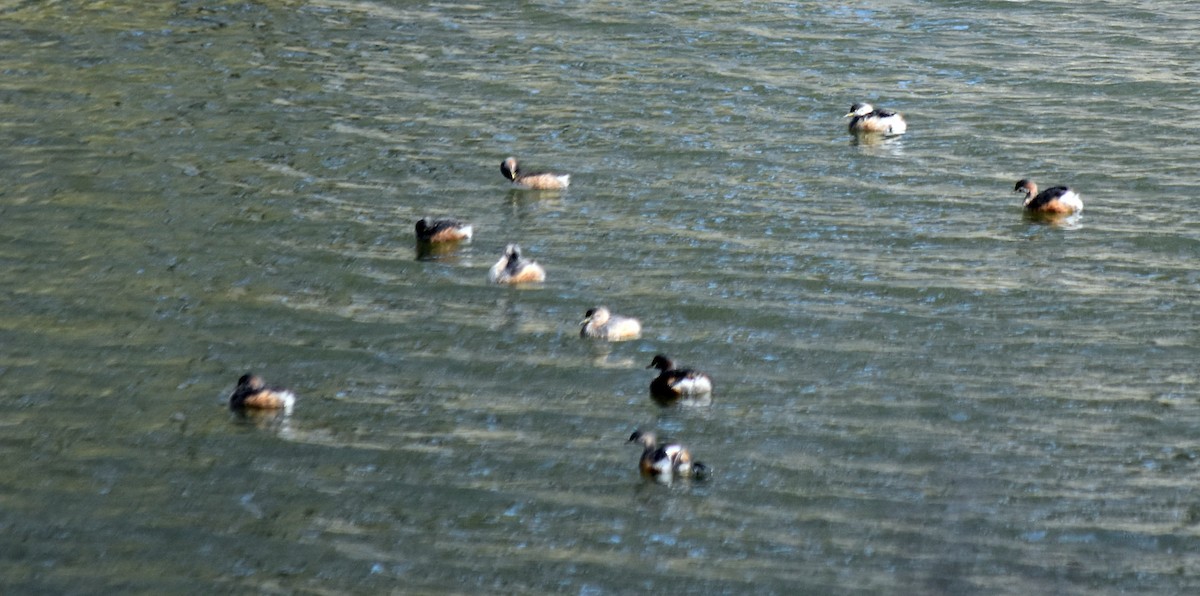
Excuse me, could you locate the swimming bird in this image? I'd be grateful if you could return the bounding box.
[844,102,907,136]
[647,354,713,402]
[628,430,709,482]
[488,244,546,284]
[229,373,296,412]
[1014,179,1083,216]
[501,157,570,190]
[580,307,641,341]
[415,218,473,243]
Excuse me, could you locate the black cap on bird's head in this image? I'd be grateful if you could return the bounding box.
[845,102,873,117]
[628,429,657,447]
[501,157,519,180]
[236,373,262,389]
[647,354,674,370]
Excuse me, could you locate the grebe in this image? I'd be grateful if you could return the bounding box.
[229,373,296,412]
[845,102,907,136]
[628,430,709,482]
[646,354,713,402]
[1014,179,1083,216]
[580,307,642,341]
[487,244,546,284]
[501,157,570,190]
[415,218,473,243]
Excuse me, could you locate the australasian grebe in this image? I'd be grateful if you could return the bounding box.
[1014,179,1083,215]
[415,218,473,243]
[628,430,709,481]
[580,307,642,341]
[646,354,713,401]
[845,102,907,136]
[488,243,546,284]
[229,373,296,412]
[501,157,570,190]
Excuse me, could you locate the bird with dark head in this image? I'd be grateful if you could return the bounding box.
[229,373,296,412]
[646,354,713,404]
[628,430,709,482]
[1014,179,1083,216]
[844,102,907,136]
[500,157,571,190]
[580,306,641,341]
[488,243,546,284]
[415,218,473,243]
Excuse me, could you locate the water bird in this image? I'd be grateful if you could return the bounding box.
[501,157,570,190]
[488,244,546,284]
[580,307,641,341]
[844,102,907,136]
[628,430,709,482]
[229,373,296,412]
[415,218,473,243]
[647,354,713,403]
[1014,179,1083,216]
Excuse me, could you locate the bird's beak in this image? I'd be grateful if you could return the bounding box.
[843,112,853,118]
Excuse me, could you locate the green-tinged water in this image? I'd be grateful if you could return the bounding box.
[2,1,1198,593]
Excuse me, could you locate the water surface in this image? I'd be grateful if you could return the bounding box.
[2,1,1198,593]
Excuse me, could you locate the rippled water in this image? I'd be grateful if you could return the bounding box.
[2,1,1198,593]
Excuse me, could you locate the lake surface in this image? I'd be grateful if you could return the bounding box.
[2,1,1198,593]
